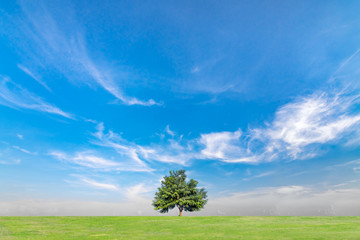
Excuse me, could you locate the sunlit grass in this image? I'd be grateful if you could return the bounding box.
[1,216,360,239]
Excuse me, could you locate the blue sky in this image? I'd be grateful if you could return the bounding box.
[0,0,360,216]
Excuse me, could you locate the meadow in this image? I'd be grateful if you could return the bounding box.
[0,216,360,239]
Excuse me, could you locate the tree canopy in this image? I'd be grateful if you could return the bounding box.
[152,170,207,216]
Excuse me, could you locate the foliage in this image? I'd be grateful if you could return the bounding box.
[152,170,207,216]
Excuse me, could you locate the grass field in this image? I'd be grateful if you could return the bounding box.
[0,216,360,239]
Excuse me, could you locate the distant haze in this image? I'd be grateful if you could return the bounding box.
[1,187,359,216]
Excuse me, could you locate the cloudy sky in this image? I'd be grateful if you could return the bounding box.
[0,0,360,216]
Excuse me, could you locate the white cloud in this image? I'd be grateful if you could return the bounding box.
[333,47,360,75]
[125,183,154,200]
[149,152,193,165]
[49,150,152,172]
[0,76,73,119]
[196,89,360,163]
[75,48,160,106]
[191,66,200,73]
[87,87,360,168]
[68,174,155,200]
[91,123,195,165]
[0,145,25,164]
[274,185,308,195]
[12,146,32,154]
[50,151,116,169]
[91,123,150,167]
[13,1,159,106]
[255,91,360,159]
[7,1,359,166]
[189,49,360,163]
[50,122,196,173]
[242,171,275,181]
[326,159,360,170]
[165,125,175,137]
[17,134,23,140]
[67,174,155,200]
[72,153,119,168]
[89,90,360,166]
[200,130,242,159]
[198,129,261,163]
[17,64,51,91]
[0,159,21,165]
[79,178,119,191]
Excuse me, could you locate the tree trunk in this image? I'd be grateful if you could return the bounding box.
[178,206,183,216]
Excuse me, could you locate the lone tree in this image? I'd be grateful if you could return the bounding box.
[153,170,207,216]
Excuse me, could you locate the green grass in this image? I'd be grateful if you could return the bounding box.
[0,216,360,239]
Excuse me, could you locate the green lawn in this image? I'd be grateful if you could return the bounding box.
[0,216,360,239]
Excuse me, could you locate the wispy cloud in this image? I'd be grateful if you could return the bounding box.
[326,159,360,170]
[90,84,360,166]
[91,123,195,165]
[12,146,32,155]
[91,123,151,167]
[90,89,360,166]
[85,46,360,164]
[125,183,154,200]
[79,177,119,191]
[91,123,249,165]
[0,159,21,165]
[273,185,309,195]
[12,1,159,106]
[250,90,360,160]
[66,174,154,199]
[51,151,118,169]
[198,129,257,163]
[198,88,359,163]
[198,90,360,163]
[191,66,201,73]
[0,145,22,165]
[17,64,51,91]
[194,84,360,163]
[49,150,152,172]
[325,159,360,174]
[0,76,73,119]
[165,125,175,137]
[333,48,360,75]
[242,171,275,181]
